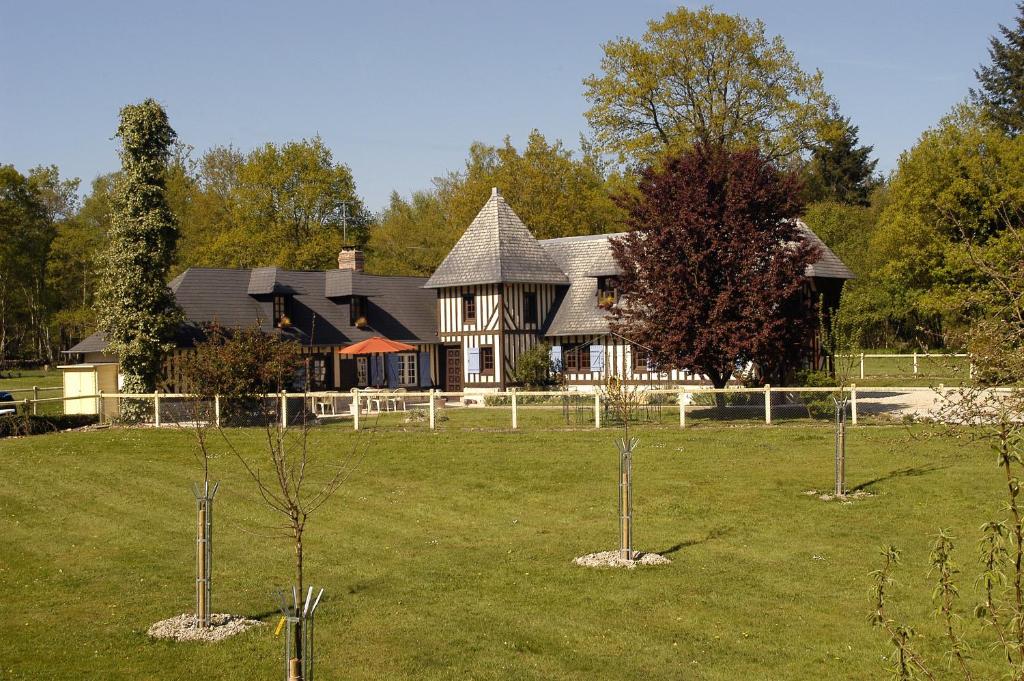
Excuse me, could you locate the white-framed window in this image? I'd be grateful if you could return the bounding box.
[397,353,418,386]
[356,356,368,387]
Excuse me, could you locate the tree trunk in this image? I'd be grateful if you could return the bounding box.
[707,368,732,410]
[292,528,304,680]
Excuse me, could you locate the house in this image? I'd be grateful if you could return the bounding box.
[64,187,853,394]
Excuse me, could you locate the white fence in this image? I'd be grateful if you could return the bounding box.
[835,353,972,380]
[0,384,953,430]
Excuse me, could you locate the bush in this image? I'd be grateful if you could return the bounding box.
[508,343,557,389]
[795,370,840,419]
[0,414,98,438]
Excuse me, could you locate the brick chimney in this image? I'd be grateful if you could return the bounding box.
[338,248,364,272]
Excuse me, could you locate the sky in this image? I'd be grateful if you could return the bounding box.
[1,1,1019,211]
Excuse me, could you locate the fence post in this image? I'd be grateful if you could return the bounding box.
[280,392,287,429]
[860,353,865,380]
[511,388,518,430]
[429,389,436,430]
[154,390,161,427]
[764,384,771,424]
[850,383,857,425]
[32,386,38,416]
[594,392,601,429]
[214,394,221,428]
[913,351,918,375]
[352,388,360,431]
[678,390,686,429]
[97,390,104,424]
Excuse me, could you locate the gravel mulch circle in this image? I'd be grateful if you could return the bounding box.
[147,613,263,642]
[573,550,671,569]
[802,489,874,503]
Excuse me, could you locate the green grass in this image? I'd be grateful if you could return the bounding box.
[0,421,1011,679]
[0,368,62,393]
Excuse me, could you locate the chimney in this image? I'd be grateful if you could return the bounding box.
[338,248,364,272]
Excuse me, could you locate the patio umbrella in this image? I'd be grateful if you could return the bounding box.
[338,336,417,387]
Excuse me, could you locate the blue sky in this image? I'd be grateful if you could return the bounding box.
[1,1,1018,210]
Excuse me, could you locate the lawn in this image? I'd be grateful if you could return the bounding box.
[0,420,1010,680]
[0,368,63,393]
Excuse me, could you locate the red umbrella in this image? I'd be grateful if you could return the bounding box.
[338,337,416,355]
[338,337,417,388]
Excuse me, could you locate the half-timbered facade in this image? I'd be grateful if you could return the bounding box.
[65,187,853,393]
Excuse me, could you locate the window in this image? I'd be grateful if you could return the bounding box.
[564,344,591,373]
[631,345,652,374]
[597,277,618,309]
[273,295,287,326]
[350,295,368,327]
[480,345,495,376]
[462,293,476,322]
[397,353,418,386]
[356,356,368,387]
[523,291,538,325]
[311,357,327,389]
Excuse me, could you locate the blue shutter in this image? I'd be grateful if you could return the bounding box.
[370,355,383,386]
[590,345,606,372]
[418,351,431,387]
[549,345,562,371]
[467,346,480,373]
[385,354,399,388]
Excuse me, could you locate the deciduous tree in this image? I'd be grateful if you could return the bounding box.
[367,130,625,275]
[610,144,818,391]
[583,6,836,168]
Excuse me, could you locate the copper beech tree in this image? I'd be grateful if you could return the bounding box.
[610,144,819,390]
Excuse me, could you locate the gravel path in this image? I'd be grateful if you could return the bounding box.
[573,550,671,569]
[147,613,263,642]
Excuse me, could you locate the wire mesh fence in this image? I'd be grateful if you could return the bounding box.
[3,383,1005,434]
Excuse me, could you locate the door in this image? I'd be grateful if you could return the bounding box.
[445,347,462,392]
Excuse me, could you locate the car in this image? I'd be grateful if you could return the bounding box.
[0,391,15,416]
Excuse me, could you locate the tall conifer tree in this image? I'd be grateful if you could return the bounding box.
[973,2,1024,135]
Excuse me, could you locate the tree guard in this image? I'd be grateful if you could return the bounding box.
[617,437,638,560]
[193,481,219,627]
[277,586,324,681]
[833,397,847,497]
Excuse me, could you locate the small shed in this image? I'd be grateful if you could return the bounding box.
[59,363,120,417]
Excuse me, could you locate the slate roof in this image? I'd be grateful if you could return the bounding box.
[423,188,569,288]
[798,221,855,279]
[66,267,437,354]
[539,221,853,337]
[541,234,619,337]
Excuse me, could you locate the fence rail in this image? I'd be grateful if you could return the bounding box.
[7,384,999,431]
[834,353,972,379]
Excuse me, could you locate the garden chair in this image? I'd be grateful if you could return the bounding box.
[387,388,407,412]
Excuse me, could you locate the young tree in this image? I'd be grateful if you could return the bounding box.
[803,116,878,206]
[973,2,1024,135]
[583,5,836,168]
[95,99,182,418]
[610,143,818,393]
[198,325,374,678]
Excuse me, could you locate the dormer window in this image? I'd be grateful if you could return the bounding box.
[597,276,619,309]
[350,295,368,327]
[273,295,289,327]
[463,293,476,322]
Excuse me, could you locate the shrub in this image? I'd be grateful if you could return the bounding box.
[508,343,557,389]
[0,414,98,438]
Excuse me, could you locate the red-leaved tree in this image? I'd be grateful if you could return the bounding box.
[610,144,819,390]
